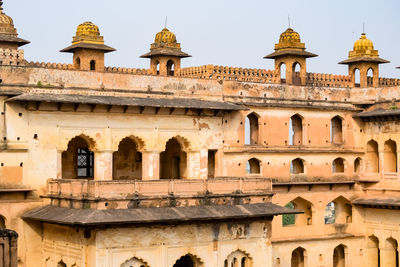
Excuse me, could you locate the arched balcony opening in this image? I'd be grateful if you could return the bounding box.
[367,68,374,87]
[155,60,160,75]
[325,197,352,224]
[280,63,286,84]
[366,140,379,173]
[244,112,259,145]
[292,62,301,85]
[354,68,360,87]
[57,261,67,267]
[173,254,203,267]
[284,197,312,226]
[160,138,187,179]
[113,137,142,180]
[120,257,149,267]
[289,115,303,146]
[291,158,305,174]
[62,136,94,179]
[384,140,397,173]
[367,236,380,267]
[282,202,295,226]
[354,157,362,173]
[333,244,346,267]
[225,250,252,267]
[291,247,306,267]
[90,60,96,71]
[332,158,345,173]
[331,116,343,144]
[167,60,175,76]
[246,158,261,174]
[74,57,81,70]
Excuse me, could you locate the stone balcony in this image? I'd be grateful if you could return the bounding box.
[44,178,273,210]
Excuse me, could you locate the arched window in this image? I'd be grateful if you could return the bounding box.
[113,138,142,180]
[173,254,203,267]
[367,68,374,87]
[282,202,295,226]
[384,238,398,267]
[0,214,5,228]
[57,261,67,267]
[324,202,336,224]
[367,236,380,267]
[280,63,286,83]
[246,158,260,174]
[291,158,304,174]
[75,57,81,70]
[160,138,187,179]
[354,68,360,87]
[289,115,303,146]
[292,62,301,85]
[366,140,379,173]
[284,197,312,226]
[90,60,96,71]
[332,158,345,173]
[120,257,149,267]
[384,140,397,173]
[331,116,343,144]
[325,197,352,224]
[225,250,252,267]
[291,247,306,267]
[333,244,346,267]
[354,157,362,173]
[155,60,160,75]
[244,112,259,145]
[62,136,94,179]
[167,60,175,76]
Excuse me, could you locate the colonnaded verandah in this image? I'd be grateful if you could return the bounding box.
[0,1,399,267]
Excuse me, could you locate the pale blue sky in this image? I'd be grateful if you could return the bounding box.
[7,0,400,77]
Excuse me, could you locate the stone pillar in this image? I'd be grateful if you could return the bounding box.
[142,151,160,180]
[199,148,208,180]
[0,229,18,267]
[94,150,113,180]
[57,150,62,179]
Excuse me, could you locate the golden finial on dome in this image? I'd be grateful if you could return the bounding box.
[72,21,104,45]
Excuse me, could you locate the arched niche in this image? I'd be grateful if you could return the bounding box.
[384,140,397,173]
[366,140,379,173]
[246,158,261,174]
[160,137,188,179]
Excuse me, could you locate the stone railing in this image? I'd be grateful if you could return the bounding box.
[306,72,352,88]
[26,61,74,70]
[46,178,272,199]
[379,77,400,87]
[177,65,280,83]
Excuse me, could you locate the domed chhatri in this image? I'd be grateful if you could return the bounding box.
[73,21,104,45]
[275,28,304,51]
[141,27,191,76]
[350,33,378,58]
[60,21,115,72]
[0,0,29,47]
[264,27,317,86]
[141,27,190,58]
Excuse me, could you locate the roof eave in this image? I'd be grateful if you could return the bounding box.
[60,44,116,53]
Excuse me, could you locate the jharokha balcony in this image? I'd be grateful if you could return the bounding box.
[43,178,273,210]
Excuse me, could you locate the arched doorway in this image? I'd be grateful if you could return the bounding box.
[354,68,360,87]
[90,60,96,71]
[62,136,94,179]
[160,138,187,179]
[367,68,374,87]
[354,157,362,173]
[384,140,397,173]
[245,112,259,145]
[246,158,261,174]
[333,244,346,267]
[113,137,142,180]
[332,158,345,173]
[291,247,306,267]
[331,116,343,144]
[291,158,305,174]
[367,236,380,267]
[280,63,286,83]
[173,254,203,267]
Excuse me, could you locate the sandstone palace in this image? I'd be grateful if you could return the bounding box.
[0,1,399,267]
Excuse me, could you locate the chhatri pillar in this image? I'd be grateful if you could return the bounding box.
[141,27,191,76]
[264,28,317,86]
[339,33,389,88]
[60,21,115,72]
